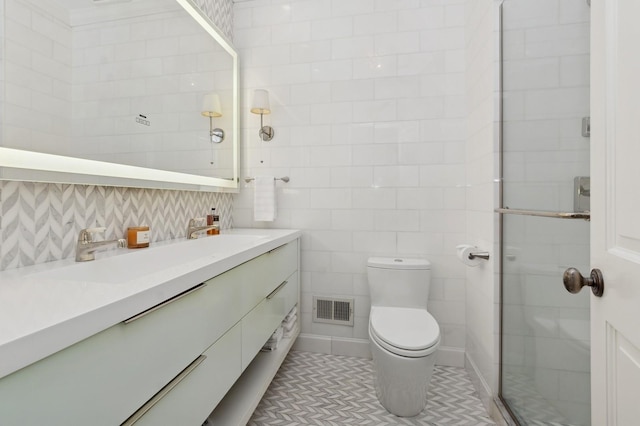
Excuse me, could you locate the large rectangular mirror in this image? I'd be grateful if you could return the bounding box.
[0,0,238,192]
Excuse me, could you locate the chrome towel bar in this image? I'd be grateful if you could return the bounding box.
[244,176,290,183]
[495,208,590,221]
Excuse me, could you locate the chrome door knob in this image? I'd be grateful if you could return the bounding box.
[563,267,604,297]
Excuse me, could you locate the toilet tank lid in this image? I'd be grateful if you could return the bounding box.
[367,257,431,270]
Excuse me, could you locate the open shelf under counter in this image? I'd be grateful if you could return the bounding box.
[207,326,300,425]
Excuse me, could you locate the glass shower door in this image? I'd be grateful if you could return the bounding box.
[499,1,591,425]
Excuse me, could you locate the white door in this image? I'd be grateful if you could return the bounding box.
[590,0,640,424]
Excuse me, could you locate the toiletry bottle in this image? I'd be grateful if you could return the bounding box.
[207,208,215,235]
[212,208,220,235]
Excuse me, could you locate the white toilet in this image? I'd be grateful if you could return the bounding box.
[367,257,441,417]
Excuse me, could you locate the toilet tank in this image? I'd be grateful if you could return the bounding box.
[367,257,431,309]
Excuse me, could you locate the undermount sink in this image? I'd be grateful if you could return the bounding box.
[26,233,270,285]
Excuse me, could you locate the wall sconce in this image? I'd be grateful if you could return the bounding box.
[250,89,274,141]
[201,93,224,143]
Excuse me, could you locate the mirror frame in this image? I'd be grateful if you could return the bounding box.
[0,0,239,193]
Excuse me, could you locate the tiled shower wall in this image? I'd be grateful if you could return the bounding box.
[500,0,591,424]
[0,0,235,272]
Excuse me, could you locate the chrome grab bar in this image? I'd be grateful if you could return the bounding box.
[495,208,590,221]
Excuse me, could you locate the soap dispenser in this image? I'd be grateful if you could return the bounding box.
[207,208,220,235]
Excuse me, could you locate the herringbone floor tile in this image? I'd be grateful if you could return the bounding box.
[249,351,496,426]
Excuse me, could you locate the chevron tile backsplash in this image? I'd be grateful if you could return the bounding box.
[193,0,233,39]
[0,182,234,271]
[0,0,236,272]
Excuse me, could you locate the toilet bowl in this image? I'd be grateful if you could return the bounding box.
[367,257,441,417]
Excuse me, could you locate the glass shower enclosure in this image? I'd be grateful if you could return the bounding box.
[499,0,591,425]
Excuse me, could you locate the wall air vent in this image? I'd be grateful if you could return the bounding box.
[312,296,354,326]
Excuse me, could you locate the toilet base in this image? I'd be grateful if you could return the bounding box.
[369,329,437,417]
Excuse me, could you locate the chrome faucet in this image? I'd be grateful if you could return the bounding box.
[186,218,218,239]
[76,227,127,262]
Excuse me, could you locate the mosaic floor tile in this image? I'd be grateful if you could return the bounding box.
[249,351,496,426]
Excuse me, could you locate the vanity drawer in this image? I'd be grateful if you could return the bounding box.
[124,324,242,426]
[239,240,298,313]
[241,272,299,370]
[0,278,242,426]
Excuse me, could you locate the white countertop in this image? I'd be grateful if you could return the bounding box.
[0,228,301,379]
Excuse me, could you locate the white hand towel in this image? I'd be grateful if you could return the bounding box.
[254,176,276,221]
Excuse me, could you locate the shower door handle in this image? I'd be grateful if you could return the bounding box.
[562,267,604,297]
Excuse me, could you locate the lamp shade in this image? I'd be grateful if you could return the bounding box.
[250,89,271,115]
[201,93,222,117]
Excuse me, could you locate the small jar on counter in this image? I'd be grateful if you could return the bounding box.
[127,226,150,248]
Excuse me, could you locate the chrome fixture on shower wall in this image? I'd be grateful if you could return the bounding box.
[574,176,591,212]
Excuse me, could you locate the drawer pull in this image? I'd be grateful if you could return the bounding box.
[123,283,207,324]
[267,243,287,254]
[121,355,207,426]
[266,280,288,300]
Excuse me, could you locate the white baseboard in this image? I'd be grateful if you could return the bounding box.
[292,333,332,354]
[331,337,372,358]
[292,334,371,358]
[292,334,465,367]
[465,353,512,426]
[436,346,465,367]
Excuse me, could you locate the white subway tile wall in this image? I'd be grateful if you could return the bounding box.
[464,0,500,398]
[0,0,235,272]
[3,0,72,154]
[233,0,468,352]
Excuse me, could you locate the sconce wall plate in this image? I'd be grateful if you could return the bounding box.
[210,127,225,143]
[259,125,274,141]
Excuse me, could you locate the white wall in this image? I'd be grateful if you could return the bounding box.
[233,0,468,363]
[2,0,72,154]
[464,0,500,407]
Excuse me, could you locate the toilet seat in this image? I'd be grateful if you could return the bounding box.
[369,306,440,358]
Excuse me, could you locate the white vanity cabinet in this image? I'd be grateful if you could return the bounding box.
[125,324,243,426]
[0,238,299,426]
[242,272,298,370]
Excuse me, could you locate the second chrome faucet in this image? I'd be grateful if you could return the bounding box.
[186,218,219,239]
